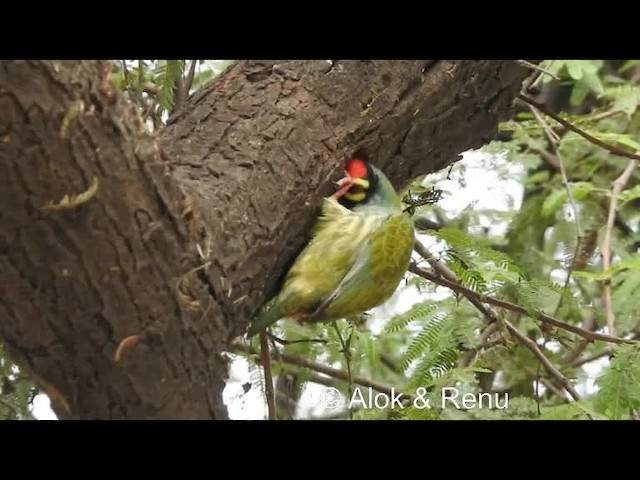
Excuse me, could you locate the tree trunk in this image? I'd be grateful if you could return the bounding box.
[0,60,531,419]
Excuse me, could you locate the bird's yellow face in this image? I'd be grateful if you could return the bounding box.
[332,158,378,208]
[336,176,370,202]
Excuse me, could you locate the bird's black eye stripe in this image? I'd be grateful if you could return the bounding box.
[349,185,366,195]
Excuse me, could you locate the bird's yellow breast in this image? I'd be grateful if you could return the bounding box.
[275,211,374,317]
[325,213,414,318]
[273,194,414,325]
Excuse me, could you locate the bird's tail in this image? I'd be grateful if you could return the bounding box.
[246,302,282,338]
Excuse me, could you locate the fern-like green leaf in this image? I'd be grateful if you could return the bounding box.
[611,270,640,333]
[154,60,184,113]
[434,228,525,291]
[400,313,447,372]
[619,185,640,207]
[513,278,576,317]
[594,344,640,419]
[447,253,488,292]
[605,84,640,116]
[540,401,601,420]
[384,302,438,333]
[422,348,458,380]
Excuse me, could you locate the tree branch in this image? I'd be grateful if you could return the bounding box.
[458,322,500,368]
[136,60,145,106]
[518,95,640,161]
[528,102,582,310]
[559,311,597,365]
[230,342,410,399]
[529,104,581,236]
[173,60,196,114]
[516,60,560,81]
[503,320,582,402]
[121,60,130,89]
[601,159,638,342]
[534,146,562,171]
[587,109,624,122]
[258,331,277,420]
[409,264,636,346]
[521,364,570,402]
[413,240,584,404]
[565,349,611,369]
[184,60,197,97]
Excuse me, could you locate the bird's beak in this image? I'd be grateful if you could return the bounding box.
[332,175,354,199]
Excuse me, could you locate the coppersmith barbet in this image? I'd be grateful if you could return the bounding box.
[247,158,415,337]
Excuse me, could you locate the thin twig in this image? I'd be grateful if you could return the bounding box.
[136,60,145,106]
[121,60,130,89]
[529,102,583,313]
[596,197,635,237]
[565,349,612,369]
[173,60,196,114]
[231,342,410,399]
[413,241,584,405]
[519,363,570,402]
[519,95,640,161]
[298,371,345,389]
[560,339,590,366]
[259,331,277,420]
[333,321,353,420]
[522,60,552,92]
[409,264,636,346]
[534,147,562,171]
[530,104,560,143]
[538,376,570,401]
[588,110,624,122]
[535,341,544,415]
[516,60,560,81]
[504,320,584,403]
[601,160,638,342]
[173,62,185,114]
[414,239,456,281]
[529,105,581,235]
[559,312,597,365]
[184,60,198,96]
[458,322,501,368]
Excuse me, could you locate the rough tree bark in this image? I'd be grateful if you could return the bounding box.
[0,60,531,419]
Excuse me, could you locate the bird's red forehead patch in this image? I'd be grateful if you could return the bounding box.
[346,158,368,179]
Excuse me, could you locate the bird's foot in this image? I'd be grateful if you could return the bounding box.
[346,313,371,328]
[291,313,310,324]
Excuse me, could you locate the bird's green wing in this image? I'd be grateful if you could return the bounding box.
[306,235,374,322]
[310,212,414,322]
[254,198,381,327]
[278,198,379,304]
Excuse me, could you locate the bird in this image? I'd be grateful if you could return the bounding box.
[246,157,415,337]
